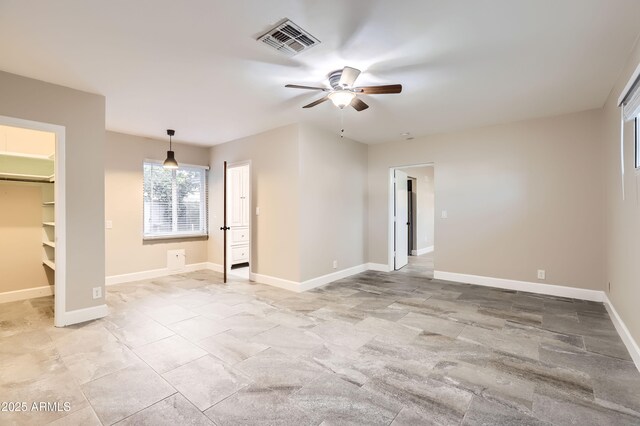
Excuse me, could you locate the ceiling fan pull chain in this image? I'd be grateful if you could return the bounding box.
[340,108,345,138]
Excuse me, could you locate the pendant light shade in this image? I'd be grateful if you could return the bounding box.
[163,129,179,169]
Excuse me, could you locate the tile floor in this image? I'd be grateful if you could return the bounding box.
[1,254,640,425]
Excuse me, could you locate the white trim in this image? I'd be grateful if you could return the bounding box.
[367,263,392,272]
[106,262,212,285]
[57,304,108,326]
[411,246,434,256]
[0,285,54,304]
[0,115,66,328]
[299,264,368,291]
[433,270,604,302]
[249,272,301,292]
[618,59,640,106]
[603,294,640,371]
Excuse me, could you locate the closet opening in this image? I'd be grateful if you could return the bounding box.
[0,116,66,327]
[225,161,251,281]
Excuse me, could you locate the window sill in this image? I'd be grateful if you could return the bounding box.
[143,233,208,241]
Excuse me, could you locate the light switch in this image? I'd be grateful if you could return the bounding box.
[256,207,260,215]
[105,220,113,229]
[441,210,448,219]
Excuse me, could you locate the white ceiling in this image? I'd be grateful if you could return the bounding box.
[1,0,639,146]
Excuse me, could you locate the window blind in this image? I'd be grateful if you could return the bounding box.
[622,77,640,122]
[143,161,208,239]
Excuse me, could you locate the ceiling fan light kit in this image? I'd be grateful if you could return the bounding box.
[285,66,402,112]
[328,90,356,108]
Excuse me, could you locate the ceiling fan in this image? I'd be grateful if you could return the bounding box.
[285,66,402,111]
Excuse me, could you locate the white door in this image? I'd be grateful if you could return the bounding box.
[241,165,250,226]
[394,170,409,270]
[227,167,243,228]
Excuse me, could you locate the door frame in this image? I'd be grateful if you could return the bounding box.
[0,115,66,327]
[225,160,252,278]
[387,162,434,272]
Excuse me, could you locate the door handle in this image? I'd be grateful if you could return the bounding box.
[219,226,230,231]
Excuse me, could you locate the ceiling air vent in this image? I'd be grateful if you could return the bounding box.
[258,19,320,56]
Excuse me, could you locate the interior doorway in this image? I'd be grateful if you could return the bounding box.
[225,161,251,280]
[0,115,66,327]
[389,163,435,275]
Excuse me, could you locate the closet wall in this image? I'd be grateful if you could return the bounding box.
[0,182,52,292]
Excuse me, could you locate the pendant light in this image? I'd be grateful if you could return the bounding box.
[163,129,179,169]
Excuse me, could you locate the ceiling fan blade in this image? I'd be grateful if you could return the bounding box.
[303,96,329,108]
[339,66,361,87]
[351,97,369,112]
[355,84,402,94]
[285,84,328,91]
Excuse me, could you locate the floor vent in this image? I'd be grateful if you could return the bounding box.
[257,19,320,56]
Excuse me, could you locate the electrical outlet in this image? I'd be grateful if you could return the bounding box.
[537,269,546,280]
[441,210,448,219]
[332,260,338,269]
[105,220,113,229]
[256,207,260,215]
[92,287,102,299]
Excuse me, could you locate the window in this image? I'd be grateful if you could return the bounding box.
[143,161,208,239]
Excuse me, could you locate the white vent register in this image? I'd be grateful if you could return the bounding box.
[258,19,320,56]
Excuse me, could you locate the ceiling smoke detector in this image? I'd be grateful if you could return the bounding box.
[258,19,320,56]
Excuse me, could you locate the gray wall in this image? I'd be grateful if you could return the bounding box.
[208,124,301,282]
[602,38,640,347]
[105,131,210,276]
[368,109,605,290]
[0,70,105,312]
[299,124,368,281]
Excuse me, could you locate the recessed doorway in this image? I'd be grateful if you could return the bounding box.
[388,163,435,276]
[0,115,66,327]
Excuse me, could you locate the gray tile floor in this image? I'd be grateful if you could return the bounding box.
[2,254,640,425]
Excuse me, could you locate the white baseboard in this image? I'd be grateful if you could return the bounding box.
[56,304,109,327]
[411,246,434,256]
[106,262,212,285]
[603,294,640,371]
[433,270,604,302]
[205,262,224,273]
[0,285,54,304]
[367,263,392,272]
[249,272,301,292]
[299,264,369,291]
[249,264,374,293]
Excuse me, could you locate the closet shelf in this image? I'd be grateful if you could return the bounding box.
[0,152,54,161]
[43,240,55,248]
[43,222,55,227]
[42,259,55,270]
[0,172,53,183]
